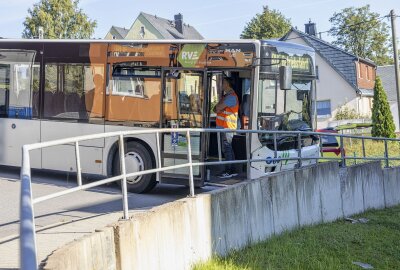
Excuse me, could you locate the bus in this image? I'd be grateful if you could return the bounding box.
[0,39,319,193]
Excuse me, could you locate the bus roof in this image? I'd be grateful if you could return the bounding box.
[0,38,262,45]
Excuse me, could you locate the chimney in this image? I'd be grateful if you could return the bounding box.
[174,13,183,34]
[305,19,317,37]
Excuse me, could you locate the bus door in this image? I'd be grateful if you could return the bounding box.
[204,71,223,162]
[160,68,207,186]
[0,49,42,168]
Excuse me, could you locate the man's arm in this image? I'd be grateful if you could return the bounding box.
[214,98,226,113]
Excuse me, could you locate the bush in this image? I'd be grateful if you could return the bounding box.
[334,105,365,120]
[371,76,396,138]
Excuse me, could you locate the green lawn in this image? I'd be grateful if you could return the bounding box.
[342,137,400,167]
[194,206,400,270]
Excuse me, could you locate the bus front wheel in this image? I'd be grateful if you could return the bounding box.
[112,141,157,193]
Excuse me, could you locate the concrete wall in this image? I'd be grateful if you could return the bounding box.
[43,161,400,270]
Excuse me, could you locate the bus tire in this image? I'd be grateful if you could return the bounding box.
[112,141,157,193]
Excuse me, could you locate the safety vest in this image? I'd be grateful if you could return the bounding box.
[216,91,239,129]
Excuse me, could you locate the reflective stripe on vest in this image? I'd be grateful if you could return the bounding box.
[216,92,239,129]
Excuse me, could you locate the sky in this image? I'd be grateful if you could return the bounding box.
[0,0,400,42]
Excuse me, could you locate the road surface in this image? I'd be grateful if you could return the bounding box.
[0,166,218,269]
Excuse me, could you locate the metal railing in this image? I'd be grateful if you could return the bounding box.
[19,128,400,269]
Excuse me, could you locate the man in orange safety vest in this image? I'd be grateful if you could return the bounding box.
[214,77,239,178]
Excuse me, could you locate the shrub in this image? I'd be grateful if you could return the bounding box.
[371,76,396,138]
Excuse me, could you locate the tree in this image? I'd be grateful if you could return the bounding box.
[328,5,392,66]
[241,6,291,39]
[22,0,97,39]
[371,76,396,138]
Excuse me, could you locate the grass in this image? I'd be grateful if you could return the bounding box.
[342,137,400,167]
[193,206,400,270]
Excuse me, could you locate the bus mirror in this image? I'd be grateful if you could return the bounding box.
[279,66,292,90]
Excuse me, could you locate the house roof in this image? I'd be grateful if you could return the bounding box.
[140,12,203,40]
[108,26,129,39]
[281,27,376,92]
[377,65,398,102]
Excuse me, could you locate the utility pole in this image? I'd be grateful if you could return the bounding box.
[390,10,400,129]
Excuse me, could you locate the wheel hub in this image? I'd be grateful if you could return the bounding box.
[124,151,145,184]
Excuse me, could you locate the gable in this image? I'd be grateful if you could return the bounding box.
[126,14,164,40]
[140,12,203,40]
[283,29,358,91]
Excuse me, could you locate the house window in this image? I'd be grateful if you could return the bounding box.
[316,65,319,80]
[317,100,331,118]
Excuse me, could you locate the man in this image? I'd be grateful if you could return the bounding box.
[214,77,239,178]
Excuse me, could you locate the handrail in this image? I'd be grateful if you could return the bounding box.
[20,128,400,269]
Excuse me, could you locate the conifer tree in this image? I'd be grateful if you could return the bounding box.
[371,76,396,138]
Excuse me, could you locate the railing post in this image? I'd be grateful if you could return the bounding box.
[245,132,251,179]
[75,141,82,186]
[186,130,195,197]
[362,137,366,158]
[318,134,323,160]
[384,139,389,168]
[217,131,222,162]
[340,136,346,167]
[297,133,302,168]
[20,146,38,270]
[273,133,278,160]
[119,134,129,220]
[156,132,162,182]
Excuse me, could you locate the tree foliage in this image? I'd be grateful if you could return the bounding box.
[23,0,97,39]
[371,76,396,138]
[328,5,392,65]
[241,6,291,39]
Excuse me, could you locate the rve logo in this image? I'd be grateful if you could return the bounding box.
[181,51,199,60]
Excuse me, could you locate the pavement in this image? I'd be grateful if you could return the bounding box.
[0,166,218,269]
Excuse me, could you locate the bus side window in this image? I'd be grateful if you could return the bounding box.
[107,66,161,127]
[0,50,40,119]
[43,63,105,122]
[0,64,10,117]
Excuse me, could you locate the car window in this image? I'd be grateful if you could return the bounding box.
[321,134,339,147]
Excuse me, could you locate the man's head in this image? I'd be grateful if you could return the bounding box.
[222,77,234,93]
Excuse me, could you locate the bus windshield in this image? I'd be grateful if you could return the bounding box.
[258,79,312,132]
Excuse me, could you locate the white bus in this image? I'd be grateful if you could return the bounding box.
[0,39,319,192]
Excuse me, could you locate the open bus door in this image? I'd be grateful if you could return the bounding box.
[160,68,207,186]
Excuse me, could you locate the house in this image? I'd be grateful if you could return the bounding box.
[104,26,129,40]
[281,21,376,129]
[105,12,204,40]
[377,65,400,131]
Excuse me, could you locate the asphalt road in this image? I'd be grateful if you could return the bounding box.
[0,165,218,242]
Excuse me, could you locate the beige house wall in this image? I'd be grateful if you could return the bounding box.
[104,28,125,40]
[125,15,163,40]
[285,32,360,129]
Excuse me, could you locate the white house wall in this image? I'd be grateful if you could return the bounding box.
[285,32,358,129]
[390,102,400,132]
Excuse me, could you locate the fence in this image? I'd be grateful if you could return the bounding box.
[19,128,400,270]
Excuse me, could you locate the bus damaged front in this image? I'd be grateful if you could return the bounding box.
[250,40,320,178]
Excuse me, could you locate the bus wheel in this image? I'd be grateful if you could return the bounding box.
[113,141,157,193]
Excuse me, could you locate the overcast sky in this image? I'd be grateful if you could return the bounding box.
[1,0,399,41]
